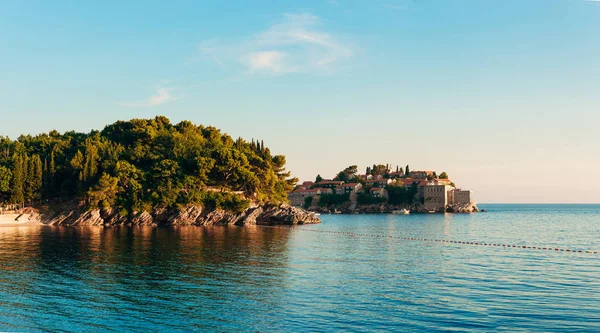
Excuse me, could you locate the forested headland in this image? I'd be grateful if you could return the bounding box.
[0,116,297,215]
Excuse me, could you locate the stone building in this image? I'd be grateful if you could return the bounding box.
[288,188,333,206]
[369,187,388,199]
[423,185,452,211]
[409,170,435,179]
[297,181,314,190]
[449,189,472,205]
[364,178,392,188]
[335,183,363,195]
[315,180,344,189]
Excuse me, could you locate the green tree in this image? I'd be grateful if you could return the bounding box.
[10,155,24,205]
[0,116,298,213]
[32,155,43,200]
[315,174,323,183]
[334,165,358,182]
[0,166,12,200]
[88,173,121,209]
[303,196,313,209]
[439,172,449,179]
[49,150,55,174]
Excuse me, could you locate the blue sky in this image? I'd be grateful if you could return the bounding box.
[1,0,599,203]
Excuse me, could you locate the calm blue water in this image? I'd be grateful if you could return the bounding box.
[1,204,599,332]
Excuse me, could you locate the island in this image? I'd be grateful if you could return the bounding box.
[0,116,319,226]
[289,165,478,214]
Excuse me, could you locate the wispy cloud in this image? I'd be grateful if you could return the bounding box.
[119,87,180,108]
[241,51,290,74]
[197,13,352,76]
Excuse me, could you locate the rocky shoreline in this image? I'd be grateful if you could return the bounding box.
[308,202,479,214]
[11,202,321,227]
[1,201,478,227]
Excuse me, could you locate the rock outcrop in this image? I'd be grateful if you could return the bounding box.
[445,203,479,213]
[39,201,321,226]
[307,201,479,214]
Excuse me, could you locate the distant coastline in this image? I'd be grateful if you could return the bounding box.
[289,165,478,214]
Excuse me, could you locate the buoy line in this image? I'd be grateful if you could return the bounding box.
[259,225,599,255]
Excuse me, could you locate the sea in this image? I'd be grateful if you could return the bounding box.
[0,204,599,332]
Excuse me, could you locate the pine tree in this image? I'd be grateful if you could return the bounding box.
[405,165,410,176]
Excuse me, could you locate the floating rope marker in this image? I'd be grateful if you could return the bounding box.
[259,225,599,255]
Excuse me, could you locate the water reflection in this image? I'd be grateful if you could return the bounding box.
[1,206,599,332]
[0,225,295,332]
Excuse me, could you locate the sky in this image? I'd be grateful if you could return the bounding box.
[1,0,599,203]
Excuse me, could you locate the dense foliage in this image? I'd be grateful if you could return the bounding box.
[356,193,386,205]
[0,116,296,213]
[303,196,313,209]
[386,185,418,205]
[318,193,350,207]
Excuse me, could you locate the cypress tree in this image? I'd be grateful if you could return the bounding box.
[26,156,36,201]
[48,151,56,197]
[78,171,84,193]
[405,165,410,176]
[10,155,24,205]
[43,157,48,197]
[34,155,43,199]
[83,157,89,182]
[84,142,98,181]
[49,150,55,174]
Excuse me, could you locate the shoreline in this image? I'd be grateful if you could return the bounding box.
[0,214,42,226]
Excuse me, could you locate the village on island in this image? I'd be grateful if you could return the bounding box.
[289,165,478,214]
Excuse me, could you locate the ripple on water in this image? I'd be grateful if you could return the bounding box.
[0,205,600,332]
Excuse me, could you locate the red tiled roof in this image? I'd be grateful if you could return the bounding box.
[339,183,360,188]
[364,179,389,183]
[292,189,319,193]
[316,180,344,185]
[293,187,333,194]
[400,178,425,184]
[370,187,384,192]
